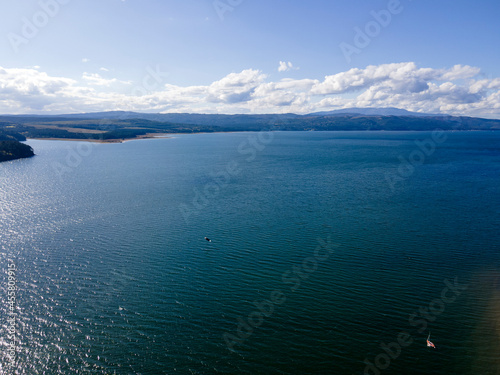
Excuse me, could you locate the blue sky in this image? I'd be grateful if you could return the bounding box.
[1,0,500,117]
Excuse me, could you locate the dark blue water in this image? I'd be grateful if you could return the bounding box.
[1,131,499,374]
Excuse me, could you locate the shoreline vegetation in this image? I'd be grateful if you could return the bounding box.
[1,108,499,162]
[0,140,35,162]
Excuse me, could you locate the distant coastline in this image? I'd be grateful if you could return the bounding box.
[25,132,169,144]
[23,128,499,144]
[1,108,499,159]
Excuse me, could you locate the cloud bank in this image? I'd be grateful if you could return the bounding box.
[1,62,499,118]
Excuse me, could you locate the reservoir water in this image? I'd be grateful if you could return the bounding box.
[1,131,499,374]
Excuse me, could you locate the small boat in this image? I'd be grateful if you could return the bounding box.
[427,333,436,348]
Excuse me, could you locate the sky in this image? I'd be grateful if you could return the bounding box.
[1,0,500,118]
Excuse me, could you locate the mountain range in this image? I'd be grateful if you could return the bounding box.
[0,107,499,145]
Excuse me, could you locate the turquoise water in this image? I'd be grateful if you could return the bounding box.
[1,131,499,374]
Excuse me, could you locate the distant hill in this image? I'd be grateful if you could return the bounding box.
[30,107,441,120]
[1,108,499,160]
[0,108,499,148]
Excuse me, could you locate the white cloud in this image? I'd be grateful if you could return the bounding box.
[0,67,77,112]
[311,62,434,95]
[82,72,131,86]
[469,78,500,94]
[82,58,90,63]
[278,61,298,72]
[206,69,266,103]
[1,63,499,118]
[438,64,481,81]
